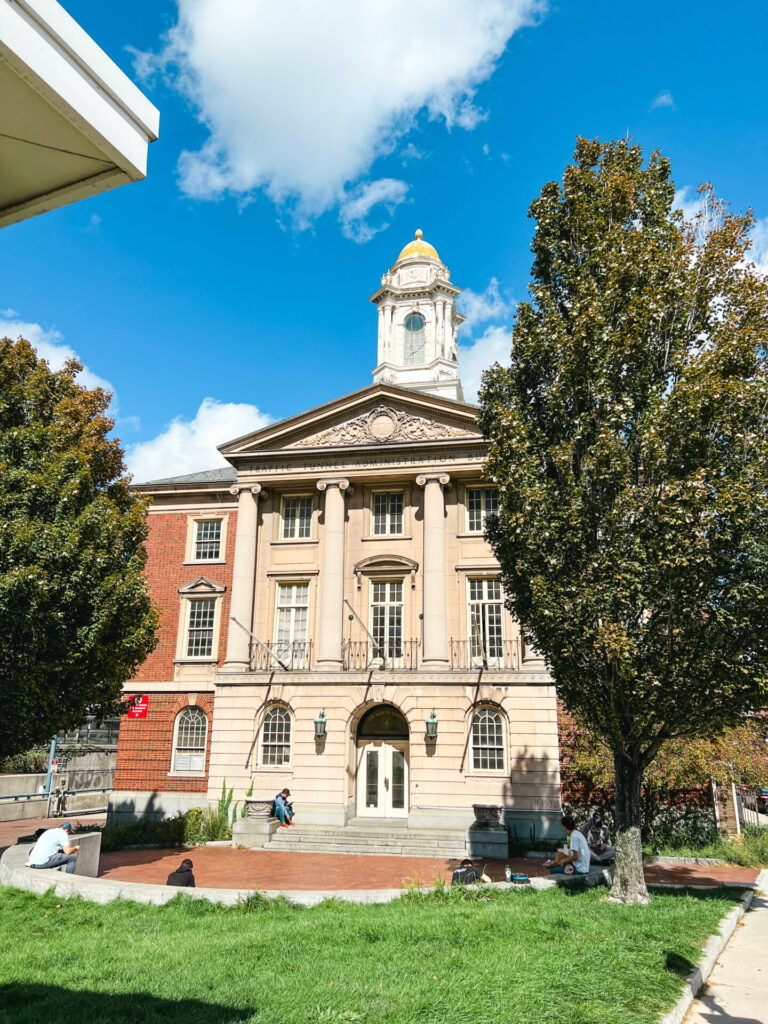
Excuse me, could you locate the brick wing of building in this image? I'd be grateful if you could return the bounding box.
[112,230,562,846]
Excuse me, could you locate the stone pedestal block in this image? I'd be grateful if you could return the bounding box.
[232,817,278,849]
[467,824,508,860]
[72,831,101,877]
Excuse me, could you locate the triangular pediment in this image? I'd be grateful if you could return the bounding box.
[178,577,227,595]
[219,384,482,458]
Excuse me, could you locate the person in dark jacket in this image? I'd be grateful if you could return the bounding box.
[166,858,196,887]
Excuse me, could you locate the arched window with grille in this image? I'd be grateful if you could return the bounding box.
[470,707,505,772]
[403,312,425,365]
[260,705,292,766]
[171,706,208,772]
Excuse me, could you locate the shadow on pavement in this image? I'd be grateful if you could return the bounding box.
[0,984,253,1024]
[694,989,764,1024]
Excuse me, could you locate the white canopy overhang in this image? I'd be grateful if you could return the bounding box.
[0,0,159,228]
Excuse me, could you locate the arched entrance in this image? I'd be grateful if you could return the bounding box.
[355,705,409,818]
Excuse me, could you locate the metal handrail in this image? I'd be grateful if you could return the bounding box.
[449,638,520,670]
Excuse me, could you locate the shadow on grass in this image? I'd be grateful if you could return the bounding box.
[664,950,696,976]
[0,984,253,1024]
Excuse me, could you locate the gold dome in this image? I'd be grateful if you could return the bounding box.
[397,228,440,262]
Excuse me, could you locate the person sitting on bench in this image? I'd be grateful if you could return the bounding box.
[544,816,591,874]
[27,821,80,874]
[581,811,615,865]
[274,788,294,827]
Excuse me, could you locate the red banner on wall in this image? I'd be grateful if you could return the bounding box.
[127,695,149,719]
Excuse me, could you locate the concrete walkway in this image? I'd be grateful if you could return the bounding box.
[684,891,768,1024]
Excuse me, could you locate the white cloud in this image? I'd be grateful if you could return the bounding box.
[458,277,509,333]
[459,324,513,403]
[138,0,544,232]
[651,90,675,109]
[0,316,114,394]
[339,178,409,243]
[125,397,273,483]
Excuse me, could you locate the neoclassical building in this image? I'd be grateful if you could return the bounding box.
[110,231,562,846]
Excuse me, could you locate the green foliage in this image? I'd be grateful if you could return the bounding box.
[652,823,768,866]
[479,138,768,899]
[0,885,742,1024]
[99,812,189,852]
[0,742,115,774]
[241,778,254,818]
[0,338,159,758]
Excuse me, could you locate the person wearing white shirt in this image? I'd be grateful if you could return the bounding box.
[27,821,80,873]
[544,816,591,874]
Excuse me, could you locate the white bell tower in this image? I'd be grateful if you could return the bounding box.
[370,229,465,403]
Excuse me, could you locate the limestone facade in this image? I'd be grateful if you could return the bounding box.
[110,233,562,839]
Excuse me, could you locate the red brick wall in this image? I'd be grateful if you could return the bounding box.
[133,509,236,682]
[114,693,214,792]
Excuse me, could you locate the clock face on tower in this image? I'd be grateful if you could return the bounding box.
[404,313,425,334]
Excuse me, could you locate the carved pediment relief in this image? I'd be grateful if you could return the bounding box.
[285,405,480,449]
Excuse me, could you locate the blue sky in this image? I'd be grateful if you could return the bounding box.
[2,0,767,481]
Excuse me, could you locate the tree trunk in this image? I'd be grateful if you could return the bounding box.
[610,752,650,904]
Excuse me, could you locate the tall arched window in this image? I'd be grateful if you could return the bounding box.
[172,706,208,772]
[403,312,425,365]
[470,707,505,772]
[260,705,292,766]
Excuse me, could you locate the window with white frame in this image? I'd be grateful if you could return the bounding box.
[468,578,504,664]
[193,519,222,561]
[282,496,313,539]
[403,312,425,365]
[260,705,292,766]
[372,492,403,536]
[274,582,309,664]
[466,487,498,533]
[172,706,208,772]
[370,580,403,661]
[186,598,216,659]
[470,707,505,772]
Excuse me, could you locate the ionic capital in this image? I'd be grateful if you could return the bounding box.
[317,478,353,496]
[229,483,267,499]
[416,473,451,490]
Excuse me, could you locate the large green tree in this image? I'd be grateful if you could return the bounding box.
[478,138,768,902]
[0,337,158,758]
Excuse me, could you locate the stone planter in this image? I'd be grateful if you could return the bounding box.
[245,798,274,820]
[472,804,502,826]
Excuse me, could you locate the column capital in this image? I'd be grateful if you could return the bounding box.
[229,483,267,498]
[317,478,353,495]
[416,472,451,490]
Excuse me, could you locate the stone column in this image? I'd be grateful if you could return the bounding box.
[435,301,444,359]
[377,305,385,359]
[316,478,352,668]
[416,473,450,667]
[222,483,265,671]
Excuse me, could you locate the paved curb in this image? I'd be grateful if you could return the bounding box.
[658,886,757,1024]
[0,843,558,907]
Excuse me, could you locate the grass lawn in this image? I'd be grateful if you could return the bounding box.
[0,884,741,1024]
[651,824,768,867]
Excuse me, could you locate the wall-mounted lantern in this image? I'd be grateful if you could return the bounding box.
[314,709,327,739]
[425,709,438,741]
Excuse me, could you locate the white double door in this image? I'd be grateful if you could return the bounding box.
[356,740,409,818]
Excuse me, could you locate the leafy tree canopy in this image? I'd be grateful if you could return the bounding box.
[478,138,768,901]
[0,338,158,758]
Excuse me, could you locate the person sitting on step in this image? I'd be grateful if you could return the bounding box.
[274,788,294,827]
[581,811,615,865]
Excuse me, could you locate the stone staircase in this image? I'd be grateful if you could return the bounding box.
[267,820,468,859]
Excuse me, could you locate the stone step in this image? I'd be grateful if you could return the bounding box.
[268,828,468,858]
[271,830,465,845]
[273,826,466,842]
[267,841,466,858]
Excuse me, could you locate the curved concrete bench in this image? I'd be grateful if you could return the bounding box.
[1,843,559,907]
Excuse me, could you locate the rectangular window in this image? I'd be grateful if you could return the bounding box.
[370,580,403,662]
[274,583,310,667]
[466,487,498,533]
[468,579,504,665]
[282,496,313,539]
[194,520,222,560]
[372,492,403,536]
[186,598,216,659]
